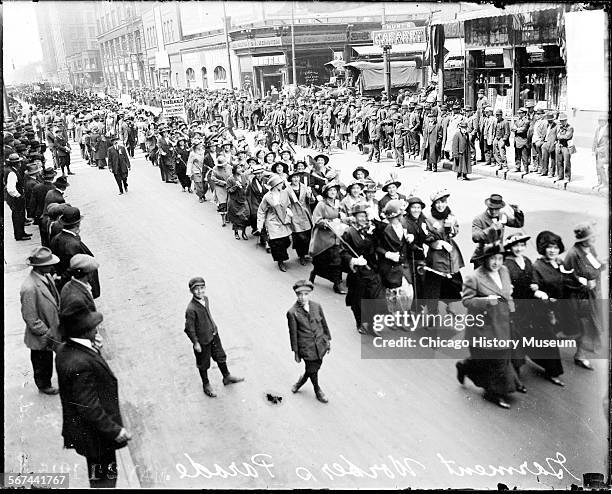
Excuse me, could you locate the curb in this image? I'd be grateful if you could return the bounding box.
[353,143,605,197]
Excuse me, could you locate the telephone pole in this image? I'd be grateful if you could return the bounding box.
[222,1,234,89]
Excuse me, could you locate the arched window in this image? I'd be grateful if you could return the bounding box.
[201,67,208,89]
[213,66,226,82]
[186,68,195,88]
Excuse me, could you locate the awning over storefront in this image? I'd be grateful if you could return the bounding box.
[444,37,465,59]
[352,43,426,56]
[344,61,421,90]
[432,3,561,24]
[324,60,346,70]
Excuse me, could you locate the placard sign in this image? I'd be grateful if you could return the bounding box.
[372,26,426,47]
[162,97,187,120]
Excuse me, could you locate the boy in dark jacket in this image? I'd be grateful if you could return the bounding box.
[184,277,244,397]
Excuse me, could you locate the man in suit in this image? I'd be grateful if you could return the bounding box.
[108,137,131,195]
[30,166,57,228]
[511,107,530,173]
[367,115,381,163]
[493,109,510,170]
[50,206,101,298]
[555,113,574,182]
[157,127,176,183]
[56,310,131,488]
[541,112,558,177]
[422,112,443,172]
[23,161,42,222]
[183,277,244,398]
[287,280,331,403]
[54,128,74,176]
[471,194,524,267]
[531,109,548,174]
[59,254,99,340]
[20,247,62,394]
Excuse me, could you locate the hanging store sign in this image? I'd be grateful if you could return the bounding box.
[293,34,346,44]
[372,26,426,47]
[252,54,286,67]
[230,37,282,50]
[382,22,416,31]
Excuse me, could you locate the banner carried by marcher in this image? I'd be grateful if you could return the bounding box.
[162,96,187,121]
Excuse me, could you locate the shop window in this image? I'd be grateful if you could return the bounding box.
[201,67,208,89]
[186,68,195,88]
[214,66,226,81]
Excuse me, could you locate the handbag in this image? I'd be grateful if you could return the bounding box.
[567,139,576,155]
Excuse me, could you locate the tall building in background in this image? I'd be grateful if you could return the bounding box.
[35,2,58,81]
[35,2,103,89]
[95,2,146,93]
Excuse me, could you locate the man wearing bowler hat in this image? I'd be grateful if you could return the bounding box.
[108,136,131,195]
[4,153,32,240]
[471,194,524,267]
[493,109,510,170]
[50,206,101,298]
[56,310,131,488]
[20,247,62,394]
[287,280,331,403]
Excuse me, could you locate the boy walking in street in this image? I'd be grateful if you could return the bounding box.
[184,277,244,397]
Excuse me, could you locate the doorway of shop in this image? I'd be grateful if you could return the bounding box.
[263,74,282,97]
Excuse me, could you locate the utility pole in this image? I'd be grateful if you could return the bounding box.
[381,3,390,101]
[291,1,297,85]
[222,1,234,89]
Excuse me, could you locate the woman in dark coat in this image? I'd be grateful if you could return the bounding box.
[529,231,576,386]
[402,196,434,310]
[456,242,525,409]
[175,137,192,192]
[503,232,536,374]
[340,203,384,334]
[287,170,313,265]
[226,164,251,240]
[246,164,268,246]
[563,223,607,370]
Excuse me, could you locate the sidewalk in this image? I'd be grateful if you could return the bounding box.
[3,157,140,489]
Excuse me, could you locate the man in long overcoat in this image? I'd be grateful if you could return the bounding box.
[108,136,131,194]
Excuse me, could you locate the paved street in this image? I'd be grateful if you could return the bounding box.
[4,140,608,489]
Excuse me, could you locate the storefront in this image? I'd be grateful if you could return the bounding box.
[463,6,567,113]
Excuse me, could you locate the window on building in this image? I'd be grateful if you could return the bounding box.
[186,68,195,88]
[213,66,226,81]
[169,20,174,41]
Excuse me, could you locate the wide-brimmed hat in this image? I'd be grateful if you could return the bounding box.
[266,175,284,189]
[346,180,365,192]
[6,153,22,163]
[287,170,305,181]
[573,223,596,243]
[280,149,293,158]
[504,232,531,250]
[473,242,505,262]
[25,162,42,175]
[484,193,505,209]
[65,310,104,338]
[272,161,289,174]
[430,188,450,203]
[382,178,401,192]
[313,154,330,166]
[43,167,57,179]
[383,199,405,218]
[352,166,370,179]
[61,206,82,227]
[26,246,59,267]
[322,181,341,196]
[350,202,370,216]
[263,151,276,162]
[293,279,314,293]
[246,157,259,166]
[406,196,426,209]
[536,231,565,255]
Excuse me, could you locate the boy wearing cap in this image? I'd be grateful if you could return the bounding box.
[184,277,244,397]
[20,246,62,394]
[287,280,331,403]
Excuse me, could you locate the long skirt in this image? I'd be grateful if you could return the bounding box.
[291,230,311,258]
[521,307,564,377]
[312,245,343,285]
[176,161,191,189]
[268,235,291,262]
[227,198,250,229]
[345,267,385,327]
[423,271,463,315]
[461,347,522,397]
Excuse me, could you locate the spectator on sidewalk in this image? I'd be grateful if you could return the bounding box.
[20,246,62,394]
[4,153,32,241]
[531,109,548,173]
[59,254,99,339]
[593,114,609,190]
[56,310,131,488]
[555,113,574,182]
[511,107,530,173]
[481,107,496,166]
[540,112,558,177]
[493,109,510,170]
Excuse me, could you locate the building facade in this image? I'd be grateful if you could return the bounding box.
[35,2,102,88]
[95,2,146,93]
